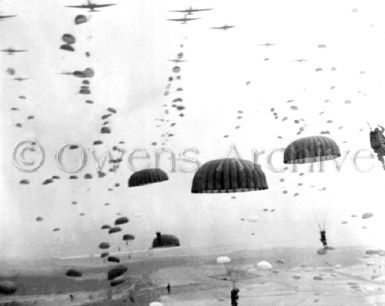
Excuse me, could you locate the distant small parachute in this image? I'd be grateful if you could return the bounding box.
[110,279,125,287]
[284,136,341,164]
[362,212,373,219]
[35,216,43,222]
[115,217,129,225]
[101,225,111,230]
[0,281,17,294]
[6,68,15,75]
[123,234,135,242]
[53,228,60,232]
[128,168,169,187]
[107,256,120,263]
[62,34,76,44]
[257,261,273,270]
[19,179,29,185]
[317,248,327,255]
[109,227,122,234]
[191,158,268,193]
[216,256,231,264]
[75,15,87,25]
[66,269,82,277]
[99,242,110,249]
[60,44,74,52]
[152,232,180,248]
[108,265,128,280]
[100,252,109,258]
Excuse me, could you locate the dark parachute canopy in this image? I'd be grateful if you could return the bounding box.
[284,136,340,164]
[0,281,17,294]
[101,252,109,258]
[109,227,122,234]
[191,158,268,193]
[101,224,111,230]
[115,216,129,225]
[66,269,82,277]
[128,168,169,187]
[99,242,110,249]
[62,34,76,44]
[110,279,125,287]
[75,15,87,25]
[107,256,120,263]
[152,232,180,248]
[123,234,135,241]
[107,265,128,280]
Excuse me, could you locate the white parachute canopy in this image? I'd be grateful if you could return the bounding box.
[216,256,231,264]
[149,302,164,306]
[257,260,273,270]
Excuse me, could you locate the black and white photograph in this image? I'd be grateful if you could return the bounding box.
[1,0,385,305]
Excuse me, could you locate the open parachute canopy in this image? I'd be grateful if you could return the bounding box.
[191,158,268,193]
[123,234,135,241]
[284,136,341,164]
[115,216,129,225]
[152,232,180,248]
[128,168,169,187]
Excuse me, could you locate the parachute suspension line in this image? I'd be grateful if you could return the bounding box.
[367,122,372,131]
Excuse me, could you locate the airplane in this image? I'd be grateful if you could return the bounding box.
[14,77,29,82]
[168,58,186,63]
[1,48,27,55]
[167,15,200,24]
[210,24,235,30]
[0,14,16,20]
[259,43,276,47]
[66,0,116,12]
[169,6,213,15]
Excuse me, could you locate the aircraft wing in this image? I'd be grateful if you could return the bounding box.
[191,8,213,12]
[169,9,190,13]
[94,4,116,8]
[0,15,16,19]
[66,5,90,8]
[167,18,200,21]
[167,18,186,21]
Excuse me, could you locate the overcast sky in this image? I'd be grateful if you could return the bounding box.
[1,0,385,261]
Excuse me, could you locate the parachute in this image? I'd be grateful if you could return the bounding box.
[284,136,340,164]
[101,252,109,258]
[149,303,164,306]
[107,265,128,280]
[75,15,87,25]
[128,168,169,187]
[62,34,76,44]
[115,217,129,225]
[99,242,110,249]
[66,269,82,277]
[107,256,120,263]
[191,158,268,193]
[257,261,273,270]
[109,227,122,234]
[362,212,374,219]
[0,281,17,294]
[110,279,125,287]
[60,44,74,52]
[152,232,180,248]
[216,256,231,264]
[123,234,135,241]
[101,225,111,230]
[35,216,43,222]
